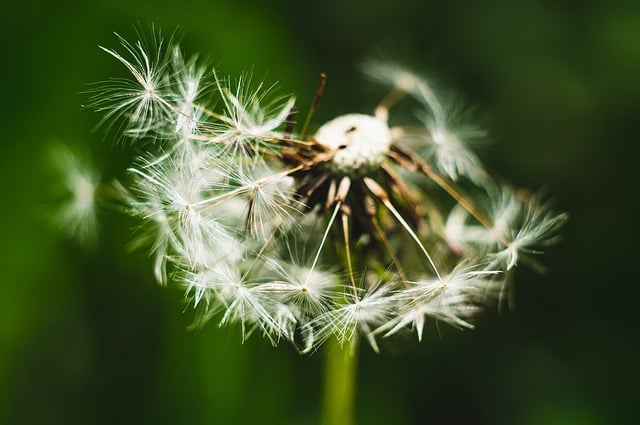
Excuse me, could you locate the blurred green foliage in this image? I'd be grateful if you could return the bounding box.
[1,0,638,424]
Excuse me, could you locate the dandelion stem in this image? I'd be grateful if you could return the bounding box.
[321,336,358,425]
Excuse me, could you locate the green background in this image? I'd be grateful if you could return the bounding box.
[1,0,638,424]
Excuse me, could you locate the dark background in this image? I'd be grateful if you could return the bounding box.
[1,0,638,424]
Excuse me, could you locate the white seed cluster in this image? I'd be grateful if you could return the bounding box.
[63,32,567,353]
[314,114,392,175]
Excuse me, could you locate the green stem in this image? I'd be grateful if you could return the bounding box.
[321,337,359,425]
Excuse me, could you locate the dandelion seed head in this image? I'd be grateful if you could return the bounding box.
[70,31,567,353]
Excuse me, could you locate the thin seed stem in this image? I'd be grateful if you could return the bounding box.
[383,197,442,280]
[305,201,341,287]
[341,211,359,297]
[364,177,442,279]
[299,73,327,140]
[240,220,281,281]
[370,214,409,285]
[194,164,304,210]
[374,87,407,122]
[390,143,512,247]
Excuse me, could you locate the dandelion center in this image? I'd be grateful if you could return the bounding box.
[314,114,392,175]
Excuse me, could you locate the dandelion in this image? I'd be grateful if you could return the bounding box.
[209,73,296,159]
[89,31,173,138]
[58,29,567,425]
[50,143,100,243]
[76,29,569,349]
[380,266,502,341]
